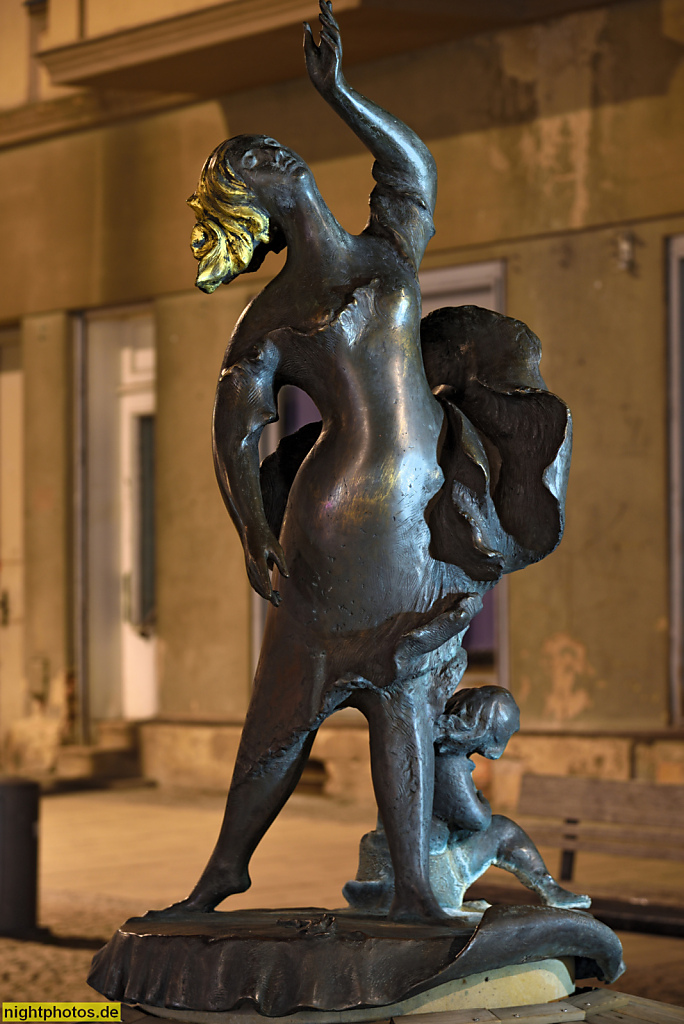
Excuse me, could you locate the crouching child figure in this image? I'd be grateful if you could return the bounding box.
[343,685,591,918]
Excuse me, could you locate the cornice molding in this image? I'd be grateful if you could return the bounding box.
[35,0,480,97]
[36,0,624,96]
[39,0,355,88]
[0,89,195,152]
[1,0,626,152]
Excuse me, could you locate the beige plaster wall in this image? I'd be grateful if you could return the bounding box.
[140,721,241,790]
[504,220,674,731]
[422,214,675,731]
[155,286,253,720]
[0,0,75,110]
[0,2,30,111]
[0,101,228,321]
[23,313,72,689]
[42,0,81,49]
[85,0,228,38]
[8,312,73,772]
[2,2,684,321]
[420,225,676,728]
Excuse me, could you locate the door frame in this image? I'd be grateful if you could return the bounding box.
[73,305,157,737]
[668,235,684,726]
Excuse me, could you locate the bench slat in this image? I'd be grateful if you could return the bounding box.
[518,775,684,829]
[520,828,684,861]
[518,819,684,848]
[491,1002,584,1024]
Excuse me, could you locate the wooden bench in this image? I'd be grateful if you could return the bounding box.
[389,989,684,1024]
[467,774,684,936]
[516,774,684,880]
[397,989,684,1024]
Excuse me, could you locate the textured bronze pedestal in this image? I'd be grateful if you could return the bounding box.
[89,905,623,1016]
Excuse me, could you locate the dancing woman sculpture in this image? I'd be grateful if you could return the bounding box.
[178,1,571,924]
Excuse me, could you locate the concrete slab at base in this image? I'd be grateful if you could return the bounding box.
[140,957,574,1024]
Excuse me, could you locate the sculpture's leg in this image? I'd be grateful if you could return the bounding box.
[179,726,318,911]
[488,815,591,910]
[155,627,322,914]
[356,685,453,925]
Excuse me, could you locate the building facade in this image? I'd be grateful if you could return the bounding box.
[1,0,683,797]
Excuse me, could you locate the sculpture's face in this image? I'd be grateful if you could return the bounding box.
[477,734,508,760]
[474,706,521,760]
[227,135,311,208]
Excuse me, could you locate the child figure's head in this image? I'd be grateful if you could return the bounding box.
[435,685,520,759]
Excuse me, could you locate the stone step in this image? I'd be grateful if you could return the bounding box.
[55,744,140,780]
[93,719,139,751]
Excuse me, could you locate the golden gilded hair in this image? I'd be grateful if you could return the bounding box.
[187,140,271,294]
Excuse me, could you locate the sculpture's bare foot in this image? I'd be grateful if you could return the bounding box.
[388,892,460,926]
[533,874,592,911]
[145,868,251,918]
[459,899,491,913]
[441,902,488,921]
[144,898,213,920]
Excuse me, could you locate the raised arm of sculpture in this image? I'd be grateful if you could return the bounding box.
[304,2,437,215]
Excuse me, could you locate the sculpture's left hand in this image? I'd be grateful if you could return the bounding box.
[244,524,289,607]
[304,1,344,97]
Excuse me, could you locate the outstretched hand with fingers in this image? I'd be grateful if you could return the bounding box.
[304,1,344,98]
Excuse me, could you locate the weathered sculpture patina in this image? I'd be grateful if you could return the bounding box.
[344,685,591,918]
[172,0,573,924]
[89,3,624,1013]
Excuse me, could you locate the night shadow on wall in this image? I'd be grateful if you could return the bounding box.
[219,2,683,168]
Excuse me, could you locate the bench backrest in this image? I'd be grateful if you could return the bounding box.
[517,774,684,829]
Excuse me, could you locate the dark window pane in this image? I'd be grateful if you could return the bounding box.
[138,414,155,630]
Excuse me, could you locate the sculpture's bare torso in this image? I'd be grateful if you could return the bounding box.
[271,280,469,635]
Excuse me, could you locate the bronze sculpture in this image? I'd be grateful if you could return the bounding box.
[175,0,571,924]
[89,4,624,1011]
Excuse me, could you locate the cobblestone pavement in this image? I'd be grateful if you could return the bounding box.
[0,893,131,1003]
[1,786,683,1006]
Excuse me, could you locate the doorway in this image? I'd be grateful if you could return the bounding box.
[81,308,157,723]
[668,235,684,725]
